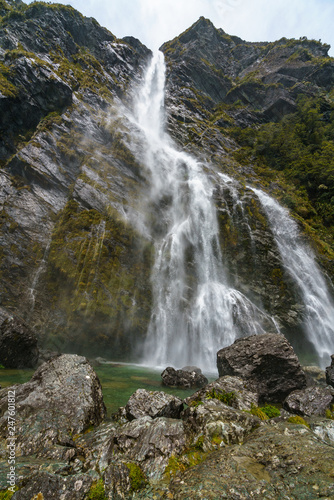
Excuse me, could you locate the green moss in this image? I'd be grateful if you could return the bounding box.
[206,388,236,406]
[125,463,147,492]
[248,404,269,420]
[287,416,310,428]
[86,479,107,500]
[260,404,281,418]
[325,405,334,420]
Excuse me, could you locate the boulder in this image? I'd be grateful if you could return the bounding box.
[182,365,203,374]
[0,354,106,456]
[167,423,334,499]
[217,333,307,403]
[184,375,258,411]
[182,400,261,452]
[124,388,184,421]
[311,418,334,446]
[161,366,208,388]
[11,472,93,500]
[325,354,334,387]
[108,416,187,478]
[283,386,334,416]
[0,316,39,368]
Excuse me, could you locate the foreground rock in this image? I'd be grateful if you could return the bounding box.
[124,388,184,421]
[182,400,261,452]
[0,354,106,456]
[217,333,307,402]
[326,354,334,387]
[167,422,334,500]
[161,366,208,388]
[0,316,39,368]
[184,375,258,410]
[12,472,94,500]
[283,386,334,416]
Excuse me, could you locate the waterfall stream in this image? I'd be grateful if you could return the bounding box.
[133,53,278,372]
[252,188,334,368]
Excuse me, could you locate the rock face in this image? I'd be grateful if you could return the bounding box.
[217,333,307,402]
[124,388,184,420]
[167,423,334,500]
[184,375,258,411]
[283,386,334,416]
[326,354,334,387]
[0,316,39,368]
[0,3,333,365]
[0,354,106,455]
[161,366,209,388]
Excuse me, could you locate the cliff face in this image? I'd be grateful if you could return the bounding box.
[0,1,153,358]
[0,4,333,361]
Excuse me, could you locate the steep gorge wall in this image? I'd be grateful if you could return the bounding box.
[0,3,333,362]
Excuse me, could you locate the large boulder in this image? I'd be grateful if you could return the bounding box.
[182,400,261,452]
[124,388,184,421]
[108,416,187,479]
[0,354,106,456]
[11,472,93,500]
[0,316,39,368]
[184,375,258,411]
[216,333,307,403]
[161,366,208,388]
[325,354,334,387]
[167,422,334,499]
[283,386,334,417]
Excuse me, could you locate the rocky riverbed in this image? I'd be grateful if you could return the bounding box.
[0,333,333,499]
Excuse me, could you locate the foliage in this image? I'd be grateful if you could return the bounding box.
[260,404,281,418]
[86,479,107,500]
[248,404,269,421]
[0,488,17,499]
[325,405,334,420]
[287,416,310,428]
[125,463,147,492]
[206,388,236,406]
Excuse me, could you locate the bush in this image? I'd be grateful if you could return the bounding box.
[260,404,281,418]
[287,416,310,428]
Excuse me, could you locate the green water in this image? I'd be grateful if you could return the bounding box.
[0,363,204,417]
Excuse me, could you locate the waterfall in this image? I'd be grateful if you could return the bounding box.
[252,188,334,368]
[133,53,278,372]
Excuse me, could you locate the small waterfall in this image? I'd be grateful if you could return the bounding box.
[134,53,277,372]
[252,188,334,368]
[28,240,51,313]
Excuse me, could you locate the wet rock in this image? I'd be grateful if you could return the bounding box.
[167,423,334,499]
[311,417,334,446]
[0,354,106,456]
[217,333,307,403]
[104,463,132,499]
[12,471,93,500]
[181,365,202,374]
[303,365,327,386]
[108,416,187,478]
[325,354,334,387]
[0,316,39,368]
[182,399,261,452]
[185,375,258,411]
[283,385,334,416]
[161,366,208,388]
[124,388,184,421]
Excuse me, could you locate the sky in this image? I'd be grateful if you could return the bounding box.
[25,0,334,56]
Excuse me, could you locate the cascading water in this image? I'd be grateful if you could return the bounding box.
[252,188,334,368]
[133,52,278,372]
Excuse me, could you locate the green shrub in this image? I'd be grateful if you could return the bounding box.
[325,405,334,420]
[86,479,107,500]
[287,416,310,428]
[260,404,281,418]
[125,463,147,492]
[206,388,236,406]
[248,404,269,420]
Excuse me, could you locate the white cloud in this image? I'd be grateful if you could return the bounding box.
[24,0,334,55]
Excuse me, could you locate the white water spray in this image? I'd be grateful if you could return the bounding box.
[252,188,334,367]
[134,53,277,371]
